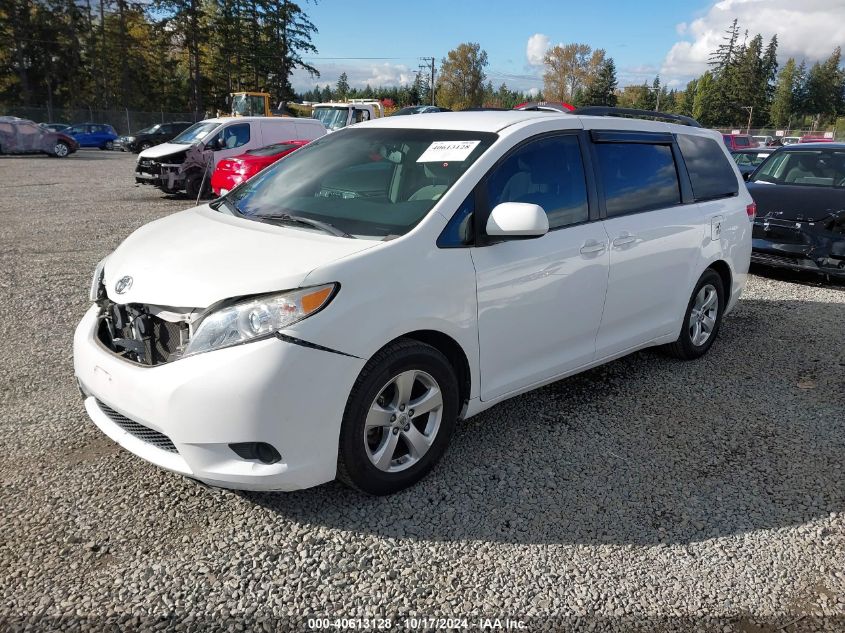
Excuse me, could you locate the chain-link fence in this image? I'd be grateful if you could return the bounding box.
[1,106,202,136]
[714,127,840,141]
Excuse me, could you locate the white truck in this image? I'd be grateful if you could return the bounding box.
[311,100,385,132]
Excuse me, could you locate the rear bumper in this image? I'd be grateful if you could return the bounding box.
[751,236,845,278]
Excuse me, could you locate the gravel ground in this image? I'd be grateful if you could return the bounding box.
[0,151,843,632]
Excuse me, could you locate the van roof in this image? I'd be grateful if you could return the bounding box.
[201,116,319,124]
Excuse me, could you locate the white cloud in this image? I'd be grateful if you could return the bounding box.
[291,62,413,93]
[526,33,550,67]
[661,0,845,84]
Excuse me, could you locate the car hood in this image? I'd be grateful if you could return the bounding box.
[746,182,845,222]
[138,142,194,160]
[103,205,377,308]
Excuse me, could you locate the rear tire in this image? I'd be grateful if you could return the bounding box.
[337,339,459,495]
[663,269,724,360]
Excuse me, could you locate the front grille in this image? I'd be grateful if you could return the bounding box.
[96,300,189,366]
[137,158,161,175]
[96,400,178,453]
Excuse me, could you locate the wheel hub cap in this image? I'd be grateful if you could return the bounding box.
[688,283,718,347]
[364,369,443,473]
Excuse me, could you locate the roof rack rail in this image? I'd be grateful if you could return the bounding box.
[571,106,702,128]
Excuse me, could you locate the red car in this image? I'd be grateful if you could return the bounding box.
[798,134,834,143]
[722,134,758,150]
[210,140,311,196]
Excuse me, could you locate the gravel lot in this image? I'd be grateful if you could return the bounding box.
[0,151,843,632]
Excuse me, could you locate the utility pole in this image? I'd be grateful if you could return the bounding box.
[743,105,753,134]
[420,57,435,106]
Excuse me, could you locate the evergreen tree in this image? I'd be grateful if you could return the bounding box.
[583,58,617,106]
[336,72,349,100]
[770,58,797,128]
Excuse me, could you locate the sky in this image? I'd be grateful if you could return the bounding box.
[290,0,845,94]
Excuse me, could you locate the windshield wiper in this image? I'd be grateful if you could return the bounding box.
[258,213,355,238]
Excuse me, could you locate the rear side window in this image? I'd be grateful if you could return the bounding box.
[677,134,739,201]
[594,143,681,216]
[485,134,589,229]
[735,136,750,147]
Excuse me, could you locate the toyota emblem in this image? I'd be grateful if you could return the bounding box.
[115,275,133,294]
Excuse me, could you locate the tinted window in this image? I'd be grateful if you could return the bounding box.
[595,143,680,216]
[486,134,589,229]
[677,134,739,201]
[735,136,750,147]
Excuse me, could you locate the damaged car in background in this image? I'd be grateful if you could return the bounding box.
[0,116,78,157]
[135,116,326,198]
[746,143,845,279]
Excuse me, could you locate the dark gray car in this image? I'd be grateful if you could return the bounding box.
[0,117,78,157]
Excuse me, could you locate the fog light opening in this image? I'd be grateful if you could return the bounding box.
[228,442,282,465]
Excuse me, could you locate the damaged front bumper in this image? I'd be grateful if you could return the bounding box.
[751,215,845,278]
[135,160,185,191]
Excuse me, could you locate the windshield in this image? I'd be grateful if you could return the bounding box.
[223,128,497,239]
[171,121,220,144]
[232,94,266,116]
[733,151,771,167]
[751,149,845,187]
[312,107,349,130]
[136,125,158,135]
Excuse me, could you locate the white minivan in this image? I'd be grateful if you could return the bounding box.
[134,116,326,197]
[77,108,753,495]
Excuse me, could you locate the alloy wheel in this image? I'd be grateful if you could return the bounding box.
[54,143,68,157]
[364,369,443,473]
[688,283,718,346]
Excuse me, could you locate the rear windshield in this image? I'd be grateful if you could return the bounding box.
[751,150,845,187]
[223,128,496,239]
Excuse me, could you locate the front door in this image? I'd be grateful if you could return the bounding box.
[210,122,254,168]
[472,133,610,401]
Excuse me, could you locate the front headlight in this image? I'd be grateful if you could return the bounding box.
[183,284,338,357]
[89,257,107,302]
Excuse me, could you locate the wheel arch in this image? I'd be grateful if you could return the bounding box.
[707,259,732,296]
[386,330,472,416]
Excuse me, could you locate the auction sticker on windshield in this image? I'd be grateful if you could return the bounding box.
[417,140,481,162]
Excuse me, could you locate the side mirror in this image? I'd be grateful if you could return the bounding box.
[743,172,751,181]
[486,202,549,239]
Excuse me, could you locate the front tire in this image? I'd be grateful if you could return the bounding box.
[663,269,724,360]
[184,171,209,199]
[138,142,152,152]
[53,141,69,158]
[101,140,114,151]
[337,339,459,495]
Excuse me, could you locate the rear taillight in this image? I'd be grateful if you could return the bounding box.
[746,202,757,221]
[218,160,234,172]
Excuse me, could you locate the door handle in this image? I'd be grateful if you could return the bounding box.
[579,240,607,255]
[612,234,637,247]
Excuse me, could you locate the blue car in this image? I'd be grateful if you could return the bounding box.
[65,123,119,150]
